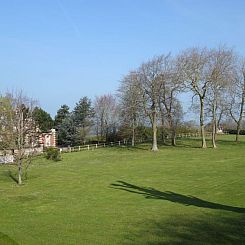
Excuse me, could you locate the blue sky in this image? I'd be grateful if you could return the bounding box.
[0,0,245,117]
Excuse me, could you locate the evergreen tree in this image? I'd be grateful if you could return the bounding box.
[73,97,94,141]
[33,107,54,132]
[54,104,70,127]
[56,115,79,146]
[54,104,71,145]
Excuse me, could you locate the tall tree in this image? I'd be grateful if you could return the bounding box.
[3,91,37,185]
[178,47,211,148]
[54,104,71,145]
[118,71,143,146]
[228,57,245,142]
[56,115,79,146]
[54,104,70,127]
[158,55,184,146]
[14,93,37,185]
[32,107,54,132]
[93,94,118,141]
[206,47,235,148]
[0,96,15,150]
[138,55,169,151]
[73,97,94,142]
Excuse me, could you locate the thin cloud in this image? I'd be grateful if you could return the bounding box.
[56,0,82,39]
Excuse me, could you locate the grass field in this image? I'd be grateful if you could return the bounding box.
[0,135,245,244]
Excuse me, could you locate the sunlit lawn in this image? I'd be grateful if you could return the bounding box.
[0,135,244,244]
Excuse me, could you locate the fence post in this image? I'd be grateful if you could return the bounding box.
[104,143,105,147]
[87,145,90,150]
[118,141,120,146]
[79,146,81,151]
[95,144,97,149]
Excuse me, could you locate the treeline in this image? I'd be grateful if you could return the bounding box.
[52,46,245,150]
[1,46,245,151]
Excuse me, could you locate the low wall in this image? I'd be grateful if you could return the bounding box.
[0,146,44,164]
[0,155,14,164]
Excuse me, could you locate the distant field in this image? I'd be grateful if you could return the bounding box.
[0,135,244,244]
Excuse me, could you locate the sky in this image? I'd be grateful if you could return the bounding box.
[0,0,245,117]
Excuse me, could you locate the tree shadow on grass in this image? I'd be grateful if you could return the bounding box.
[4,170,18,184]
[217,138,245,147]
[176,136,245,149]
[174,138,206,149]
[0,232,18,245]
[125,213,245,244]
[111,181,245,214]
[113,145,150,151]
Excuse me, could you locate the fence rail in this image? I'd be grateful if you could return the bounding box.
[0,132,226,161]
[58,132,217,153]
[59,140,128,153]
[176,132,212,138]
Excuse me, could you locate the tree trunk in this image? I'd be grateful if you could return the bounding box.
[235,84,245,142]
[160,117,166,144]
[236,126,240,142]
[100,117,104,140]
[151,107,158,151]
[171,129,176,146]
[105,127,109,142]
[18,159,22,185]
[159,107,166,144]
[96,124,99,141]
[161,128,165,144]
[212,100,217,148]
[212,123,217,148]
[169,116,176,146]
[236,120,242,142]
[132,118,135,147]
[200,98,207,148]
[17,111,23,185]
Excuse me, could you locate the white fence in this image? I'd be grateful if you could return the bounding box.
[0,133,216,161]
[176,132,212,138]
[58,133,212,153]
[59,140,129,153]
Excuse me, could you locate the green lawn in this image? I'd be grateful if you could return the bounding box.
[0,135,245,244]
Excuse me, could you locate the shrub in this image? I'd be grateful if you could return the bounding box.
[45,147,61,161]
[226,129,245,135]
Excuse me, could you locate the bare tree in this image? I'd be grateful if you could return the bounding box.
[138,55,170,151]
[177,47,211,148]
[216,96,229,130]
[228,57,245,142]
[0,96,15,151]
[4,91,38,185]
[93,94,119,142]
[118,71,144,146]
[206,47,235,148]
[158,56,184,146]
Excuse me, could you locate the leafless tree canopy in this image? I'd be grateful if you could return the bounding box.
[0,91,38,184]
[118,46,244,148]
[1,46,245,164]
[93,94,119,142]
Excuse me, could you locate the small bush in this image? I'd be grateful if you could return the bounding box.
[226,129,245,135]
[45,147,61,161]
